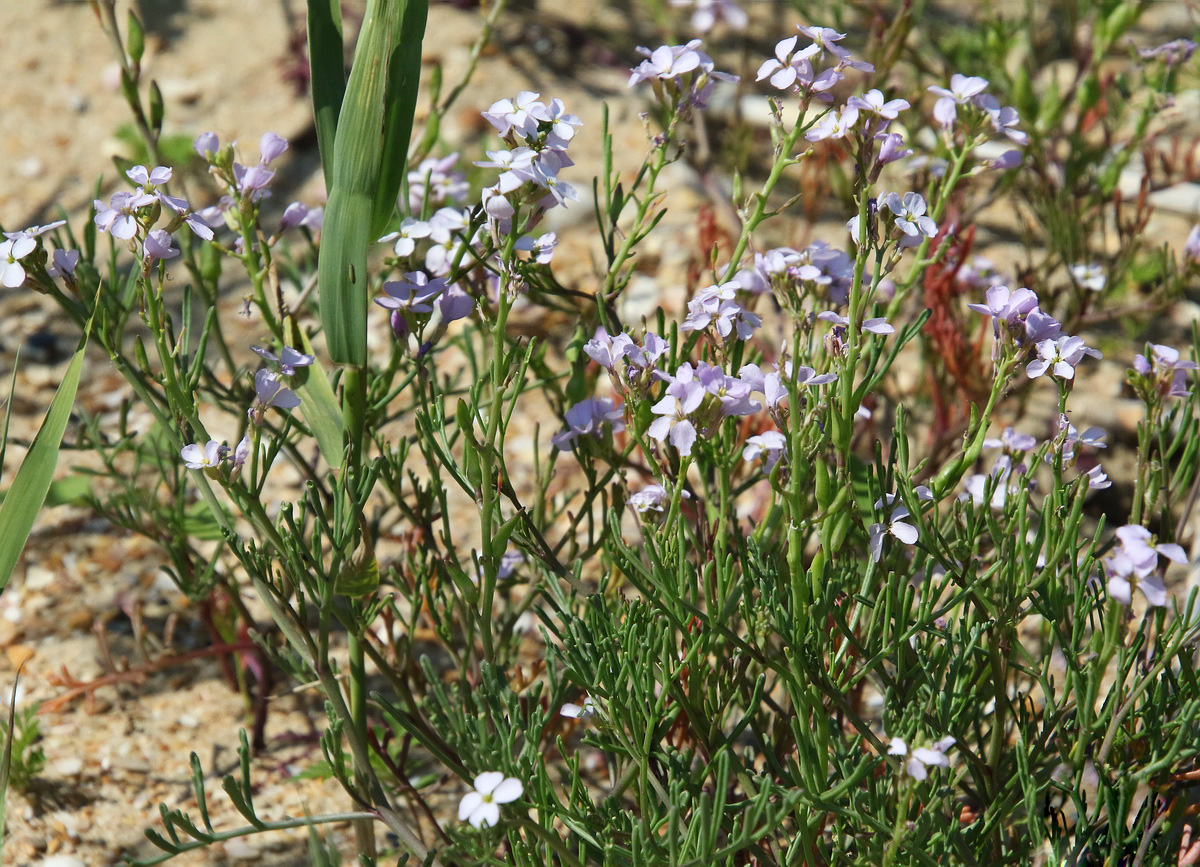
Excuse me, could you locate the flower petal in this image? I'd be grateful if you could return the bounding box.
[491,777,523,804]
[474,771,504,796]
[458,791,483,821]
[470,802,500,829]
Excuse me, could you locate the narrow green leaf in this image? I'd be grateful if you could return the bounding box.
[306,0,346,194]
[0,335,89,591]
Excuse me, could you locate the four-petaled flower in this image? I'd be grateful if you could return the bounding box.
[888,736,955,780]
[1026,335,1102,380]
[458,772,523,829]
[0,236,35,288]
[884,192,937,238]
[181,440,224,469]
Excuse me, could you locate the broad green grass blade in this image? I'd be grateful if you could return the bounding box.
[290,323,346,470]
[318,0,425,366]
[371,0,429,239]
[307,0,345,194]
[0,336,88,591]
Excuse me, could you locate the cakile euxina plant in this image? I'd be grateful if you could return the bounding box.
[3,0,1200,863]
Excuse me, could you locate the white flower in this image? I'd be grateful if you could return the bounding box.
[868,501,919,562]
[458,772,523,829]
[888,735,955,781]
[561,696,596,719]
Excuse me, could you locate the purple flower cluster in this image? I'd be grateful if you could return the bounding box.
[628,40,738,110]
[734,241,856,305]
[967,285,1102,380]
[1133,344,1198,399]
[928,74,1028,146]
[680,281,762,340]
[477,91,580,229]
[757,25,874,101]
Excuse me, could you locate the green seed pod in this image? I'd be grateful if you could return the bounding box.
[126,11,145,67]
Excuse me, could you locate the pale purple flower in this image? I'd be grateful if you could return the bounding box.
[888,736,955,781]
[94,189,156,240]
[986,149,1023,170]
[551,398,625,450]
[1023,308,1062,344]
[629,39,737,108]
[233,163,275,198]
[967,285,1039,327]
[126,164,172,187]
[1026,335,1101,380]
[251,345,315,376]
[253,369,300,411]
[483,91,552,140]
[631,42,704,85]
[259,132,289,165]
[629,483,669,513]
[0,236,35,288]
[1115,525,1187,573]
[193,132,220,158]
[805,105,860,142]
[48,248,79,279]
[377,273,444,315]
[181,440,223,469]
[928,74,989,127]
[437,284,474,324]
[1103,525,1187,608]
[848,89,909,130]
[863,317,894,335]
[976,97,1029,145]
[876,132,913,166]
[379,217,432,257]
[231,434,252,471]
[543,99,582,149]
[515,232,557,264]
[280,202,311,232]
[796,25,849,62]
[142,229,179,264]
[1133,343,1198,398]
[647,378,706,455]
[458,772,522,829]
[742,430,787,471]
[756,35,820,90]
[1062,424,1107,461]
[884,192,937,238]
[983,426,1038,452]
[1083,464,1111,489]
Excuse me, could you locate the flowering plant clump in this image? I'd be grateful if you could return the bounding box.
[5,0,1200,864]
